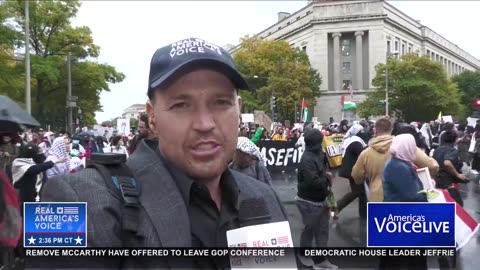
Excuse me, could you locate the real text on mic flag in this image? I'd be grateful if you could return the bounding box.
[226,221,297,270]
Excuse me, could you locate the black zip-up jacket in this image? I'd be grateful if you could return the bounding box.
[297,129,330,202]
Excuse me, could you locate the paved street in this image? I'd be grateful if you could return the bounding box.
[270,168,480,270]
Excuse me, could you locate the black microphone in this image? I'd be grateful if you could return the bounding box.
[238,198,271,227]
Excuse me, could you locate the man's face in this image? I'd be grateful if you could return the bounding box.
[148,69,240,180]
[138,120,148,137]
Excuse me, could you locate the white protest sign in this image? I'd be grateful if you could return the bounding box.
[227,221,297,270]
[242,114,255,123]
[116,118,130,135]
[93,125,114,140]
[467,117,478,127]
[442,115,453,123]
[416,167,434,190]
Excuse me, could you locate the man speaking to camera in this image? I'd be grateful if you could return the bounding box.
[40,37,289,269]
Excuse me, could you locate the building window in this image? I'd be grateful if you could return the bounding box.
[341,39,351,56]
[302,46,307,52]
[408,46,412,53]
[395,41,399,51]
[401,44,405,55]
[342,62,351,74]
[342,80,352,90]
[387,41,391,53]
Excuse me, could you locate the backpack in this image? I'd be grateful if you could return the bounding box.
[86,153,141,237]
[0,169,22,248]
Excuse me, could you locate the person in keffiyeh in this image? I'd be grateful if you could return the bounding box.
[45,137,70,178]
[12,143,66,204]
[229,137,272,185]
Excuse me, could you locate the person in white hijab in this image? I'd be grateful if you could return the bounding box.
[38,131,55,154]
[337,124,368,218]
[340,124,366,157]
[45,137,70,178]
[420,123,433,149]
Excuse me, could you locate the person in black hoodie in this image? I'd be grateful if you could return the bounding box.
[296,128,337,270]
[11,143,65,208]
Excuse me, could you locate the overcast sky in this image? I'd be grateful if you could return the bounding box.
[71,1,480,122]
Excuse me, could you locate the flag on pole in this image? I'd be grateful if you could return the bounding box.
[302,98,309,122]
[349,81,353,99]
[303,107,309,122]
[437,111,442,121]
[301,98,307,110]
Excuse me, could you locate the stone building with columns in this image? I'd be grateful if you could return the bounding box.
[228,0,480,122]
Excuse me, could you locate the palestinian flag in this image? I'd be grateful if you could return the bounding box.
[301,98,309,122]
[428,188,480,250]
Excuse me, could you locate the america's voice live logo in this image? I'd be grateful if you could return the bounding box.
[367,202,455,247]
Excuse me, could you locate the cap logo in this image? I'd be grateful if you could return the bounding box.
[169,38,223,58]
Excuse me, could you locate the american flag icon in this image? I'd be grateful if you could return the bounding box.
[276,236,289,244]
[62,207,79,215]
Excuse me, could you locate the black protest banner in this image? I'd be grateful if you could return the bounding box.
[257,140,304,171]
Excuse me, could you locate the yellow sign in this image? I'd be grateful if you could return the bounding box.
[322,134,344,168]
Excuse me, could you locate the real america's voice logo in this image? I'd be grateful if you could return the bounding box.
[367,203,456,247]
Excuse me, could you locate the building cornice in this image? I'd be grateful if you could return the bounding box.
[384,17,422,40]
[422,38,480,69]
[271,14,386,42]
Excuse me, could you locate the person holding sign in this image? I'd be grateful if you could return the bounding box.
[380,133,428,270]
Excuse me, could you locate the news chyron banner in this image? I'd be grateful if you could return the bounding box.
[367,202,456,247]
[24,202,87,247]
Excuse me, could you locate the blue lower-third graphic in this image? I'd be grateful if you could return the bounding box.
[367,202,455,247]
[24,202,87,247]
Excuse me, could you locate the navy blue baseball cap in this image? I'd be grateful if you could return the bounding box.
[147,37,249,99]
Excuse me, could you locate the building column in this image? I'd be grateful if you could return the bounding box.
[332,32,342,91]
[354,31,364,90]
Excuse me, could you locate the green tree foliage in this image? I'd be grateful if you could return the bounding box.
[233,36,322,122]
[358,53,463,122]
[0,0,125,129]
[0,3,23,101]
[100,120,113,127]
[452,71,480,117]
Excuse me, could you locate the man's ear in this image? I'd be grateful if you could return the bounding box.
[146,100,156,133]
[237,95,242,110]
[237,95,242,125]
